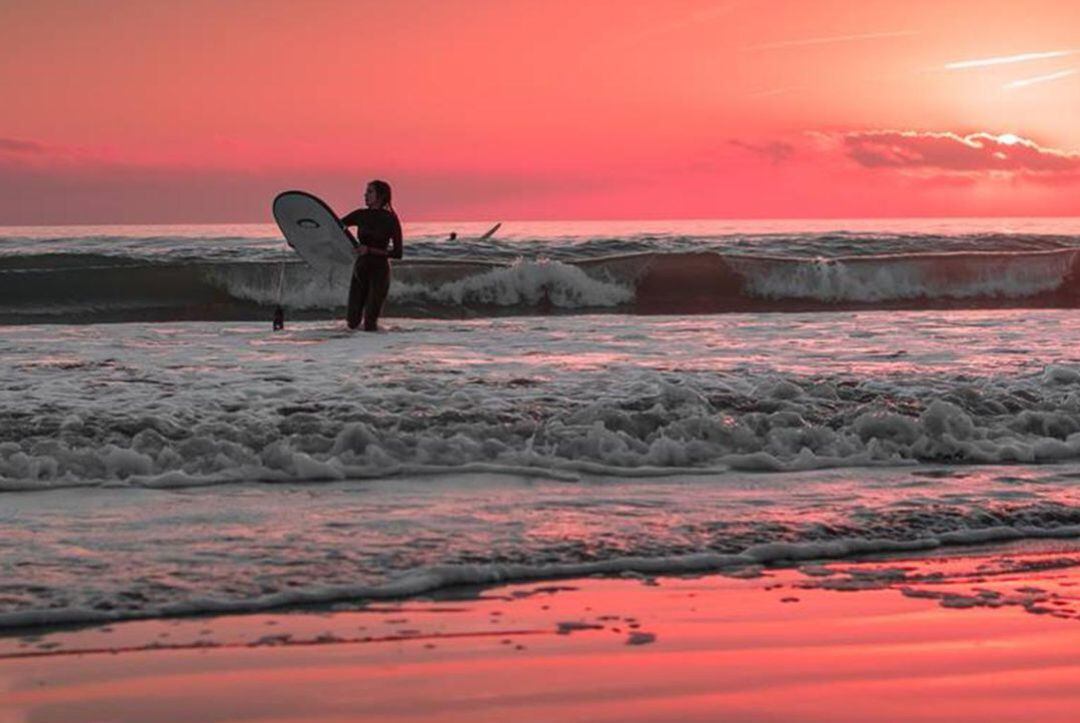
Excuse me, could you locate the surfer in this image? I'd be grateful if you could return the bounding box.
[339,180,402,331]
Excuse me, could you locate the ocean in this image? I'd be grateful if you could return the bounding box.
[2,217,1080,630]
[6,216,1080,323]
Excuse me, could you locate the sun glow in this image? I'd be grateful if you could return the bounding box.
[2,0,1079,223]
[996,133,1022,145]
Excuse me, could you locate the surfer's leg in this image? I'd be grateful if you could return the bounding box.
[347,264,370,329]
[363,263,391,332]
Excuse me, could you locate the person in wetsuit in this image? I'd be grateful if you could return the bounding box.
[340,180,403,331]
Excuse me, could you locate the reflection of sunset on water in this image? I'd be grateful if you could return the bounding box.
[3,547,1078,721]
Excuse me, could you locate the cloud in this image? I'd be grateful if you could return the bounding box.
[0,137,604,224]
[729,140,795,164]
[746,30,917,51]
[607,1,742,48]
[839,131,1080,175]
[0,137,48,154]
[747,86,797,99]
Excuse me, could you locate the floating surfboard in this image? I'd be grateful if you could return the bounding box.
[478,222,502,240]
[272,191,356,272]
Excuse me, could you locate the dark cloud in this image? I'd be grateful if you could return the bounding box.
[729,140,796,164]
[0,137,47,154]
[841,131,1080,174]
[0,149,581,224]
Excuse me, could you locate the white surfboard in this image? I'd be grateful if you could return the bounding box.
[272,191,356,272]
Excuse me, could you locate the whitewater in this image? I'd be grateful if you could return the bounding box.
[5,217,1080,323]
[2,217,1080,631]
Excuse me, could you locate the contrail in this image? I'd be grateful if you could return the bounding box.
[946,50,1075,70]
[748,86,797,98]
[747,30,917,51]
[610,1,742,47]
[1004,68,1078,89]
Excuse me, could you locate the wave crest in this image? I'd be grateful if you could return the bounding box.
[4,248,1080,322]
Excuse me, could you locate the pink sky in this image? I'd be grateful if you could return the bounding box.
[1,0,1079,224]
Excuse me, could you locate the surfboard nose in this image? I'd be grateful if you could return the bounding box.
[272,191,355,272]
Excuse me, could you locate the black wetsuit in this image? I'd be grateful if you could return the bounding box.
[340,208,402,331]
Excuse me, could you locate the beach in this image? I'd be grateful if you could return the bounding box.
[2,220,1080,719]
[7,0,1080,716]
[2,541,1077,722]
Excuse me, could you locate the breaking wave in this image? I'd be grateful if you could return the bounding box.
[3,246,1080,323]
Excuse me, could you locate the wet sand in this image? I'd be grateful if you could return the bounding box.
[2,542,1078,722]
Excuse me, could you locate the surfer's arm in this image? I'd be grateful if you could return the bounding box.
[338,210,361,249]
[339,209,359,229]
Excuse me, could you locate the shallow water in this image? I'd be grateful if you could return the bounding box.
[2,311,1080,629]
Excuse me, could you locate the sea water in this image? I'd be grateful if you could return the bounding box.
[1,218,1080,629]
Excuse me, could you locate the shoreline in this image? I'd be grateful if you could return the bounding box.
[3,541,1077,722]
[2,465,1078,634]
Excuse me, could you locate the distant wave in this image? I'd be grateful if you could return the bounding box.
[3,248,1080,323]
[3,228,1079,261]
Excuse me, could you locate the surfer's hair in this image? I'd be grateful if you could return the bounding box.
[367,180,393,212]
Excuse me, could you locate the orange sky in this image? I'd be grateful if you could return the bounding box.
[1,0,1078,223]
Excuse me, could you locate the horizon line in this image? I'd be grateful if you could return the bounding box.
[3,212,1080,230]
